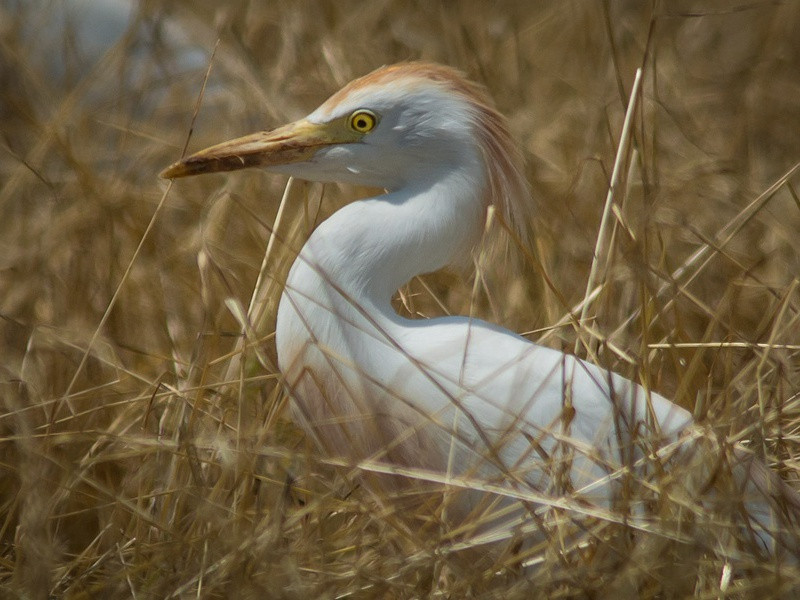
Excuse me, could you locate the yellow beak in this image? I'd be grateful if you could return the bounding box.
[160,119,349,179]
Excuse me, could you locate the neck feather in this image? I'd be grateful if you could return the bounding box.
[289,166,485,317]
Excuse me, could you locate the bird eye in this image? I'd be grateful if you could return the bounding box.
[348,109,377,133]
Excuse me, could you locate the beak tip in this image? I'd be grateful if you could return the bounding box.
[160,161,191,180]
[159,163,179,179]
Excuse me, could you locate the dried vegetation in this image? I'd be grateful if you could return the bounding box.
[1,1,800,597]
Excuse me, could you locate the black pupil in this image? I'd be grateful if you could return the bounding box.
[357,118,367,129]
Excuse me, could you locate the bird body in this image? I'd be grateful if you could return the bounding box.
[274,175,692,517]
[162,62,796,559]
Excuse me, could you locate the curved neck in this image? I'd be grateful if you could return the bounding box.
[292,166,486,316]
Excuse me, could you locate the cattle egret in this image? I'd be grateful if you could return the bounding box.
[162,62,797,564]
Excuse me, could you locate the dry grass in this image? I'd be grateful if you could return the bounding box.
[2,1,800,597]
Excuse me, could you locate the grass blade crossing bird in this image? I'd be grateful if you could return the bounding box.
[162,62,798,566]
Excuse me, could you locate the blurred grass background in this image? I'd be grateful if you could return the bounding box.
[1,0,800,597]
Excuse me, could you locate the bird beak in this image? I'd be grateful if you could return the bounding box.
[160,119,346,179]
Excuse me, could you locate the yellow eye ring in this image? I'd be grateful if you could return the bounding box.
[348,109,377,133]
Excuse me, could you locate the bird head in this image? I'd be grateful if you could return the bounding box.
[161,62,533,244]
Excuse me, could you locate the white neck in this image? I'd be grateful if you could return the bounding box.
[275,149,488,393]
[274,146,488,463]
[289,166,485,319]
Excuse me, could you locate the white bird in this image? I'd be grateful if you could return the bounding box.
[162,62,797,565]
